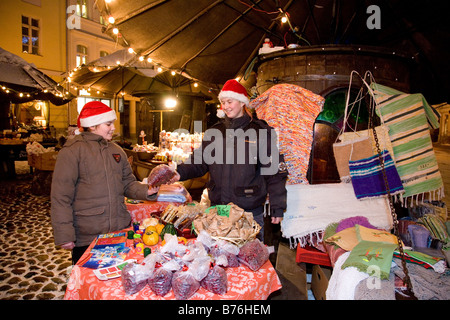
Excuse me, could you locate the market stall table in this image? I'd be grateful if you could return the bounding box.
[64,229,282,300]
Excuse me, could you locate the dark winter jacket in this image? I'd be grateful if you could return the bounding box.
[50,132,154,247]
[177,113,288,217]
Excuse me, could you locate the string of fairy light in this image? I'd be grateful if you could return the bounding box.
[1,83,69,100]
[62,52,201,99]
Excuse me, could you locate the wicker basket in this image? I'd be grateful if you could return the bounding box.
[193,215,262,247]
[208,219,261,247]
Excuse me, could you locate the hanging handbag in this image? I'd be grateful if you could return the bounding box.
[333,71,395,182]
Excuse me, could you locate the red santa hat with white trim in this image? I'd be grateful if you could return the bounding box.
[217,79,250,118]
[77,101,117,128]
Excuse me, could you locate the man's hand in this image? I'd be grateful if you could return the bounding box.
[271,217,283,224]
[147,185,160,195]
[61,242,75,250]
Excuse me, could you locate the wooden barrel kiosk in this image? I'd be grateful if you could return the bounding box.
[253,45,414,184]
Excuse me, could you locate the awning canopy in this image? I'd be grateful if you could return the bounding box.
[0,47,74,105]
[69,48,211,98]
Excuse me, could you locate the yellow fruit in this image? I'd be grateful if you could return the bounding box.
[177,237,187,245]
[155,223,165,235]
[145,226,157,233]
[142,230,159,246]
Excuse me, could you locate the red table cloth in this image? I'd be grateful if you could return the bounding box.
[64,230,281,300]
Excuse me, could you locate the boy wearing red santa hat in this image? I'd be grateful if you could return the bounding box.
[51,101,158,264]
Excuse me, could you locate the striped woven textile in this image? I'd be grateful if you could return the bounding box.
[370,83,443,204]
[349,149,404,199]
[250,84,324,184]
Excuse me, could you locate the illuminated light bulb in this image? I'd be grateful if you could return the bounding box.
[112,28,119,35]
[108,16,115,24]
[97,91,100,94]
[116,60,121,65]
[5,90,9,93]
[128,47,134,54]
[281,16,288,23]
[147,57,152,63]
[19,93,24,97]
[171,71,176,76]
[193,82,198,87]
[164,97,177,109]
[138,56,144,61]
[157,67,162,73]
[2,86,5,90]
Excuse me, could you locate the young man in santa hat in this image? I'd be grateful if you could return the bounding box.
[50,101,159,264]
[172,79,288,241]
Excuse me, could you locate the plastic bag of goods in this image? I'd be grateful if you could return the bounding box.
[121,262,151,295]
[147,264,175,297]
[201,265,228,295]
[147,164,176,187]
[209,240,240,268]
[237,239,269,271]
[171,270,200,300]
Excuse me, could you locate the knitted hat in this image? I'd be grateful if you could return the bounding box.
[77,101,117,128]
[218,79,249,106]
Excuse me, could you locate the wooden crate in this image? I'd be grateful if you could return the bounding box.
[33,152,58,171]
[27,154,36,167]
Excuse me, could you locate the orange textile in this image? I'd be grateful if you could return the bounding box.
[250,84,324,185]
[64,230,281,300]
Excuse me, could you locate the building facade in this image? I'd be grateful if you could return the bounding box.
[0,0,135,139]
[0,0,67,133]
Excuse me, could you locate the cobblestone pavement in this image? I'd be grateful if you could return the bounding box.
[0,171,72,300]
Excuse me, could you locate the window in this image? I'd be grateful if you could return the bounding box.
[99,15,107,26]
[100,51,109,57]
[76,0,88,18]
[22,15,40,55]
[76,45,88,67]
